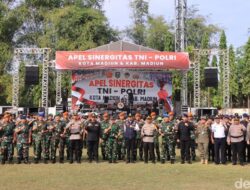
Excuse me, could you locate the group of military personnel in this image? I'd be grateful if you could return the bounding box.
[0,110,250,166]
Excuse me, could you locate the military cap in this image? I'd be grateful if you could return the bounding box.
[168,112,174,116]
[146,116,152,120]
[128,113,133,117]
[63,112,69,116]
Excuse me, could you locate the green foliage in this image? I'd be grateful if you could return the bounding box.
[146,16,174,51]
[127,0,149,45]
[241,37,250,96]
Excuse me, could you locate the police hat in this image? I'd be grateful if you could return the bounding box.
[243,113,249,118]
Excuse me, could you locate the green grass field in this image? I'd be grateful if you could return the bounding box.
[1,149,250,190]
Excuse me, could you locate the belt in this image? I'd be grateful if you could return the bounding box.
[144,135,154,137]
[231,135,244,138]
[71,132,80,135]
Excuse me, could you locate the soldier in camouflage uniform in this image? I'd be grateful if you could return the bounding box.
[47,114,54,161]
[50,115,65,163]
[160,115,176,164]
[134,113,144,161]
[100,112,110,160]
[188,113,197,161]
[32,114,49,164]
[15,115,31,164]
[0,114,15,164]
[105,116,121,163]
[29,115,38,158]
[151,112,161,162]
[116,112,126,160]
[61,112,70,160]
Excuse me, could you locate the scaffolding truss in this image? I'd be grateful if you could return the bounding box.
[12,48,51,116]
[192,49,230,109]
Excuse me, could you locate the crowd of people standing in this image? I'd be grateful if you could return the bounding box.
[0,110,249,166]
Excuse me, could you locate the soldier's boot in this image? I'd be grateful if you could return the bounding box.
[17,158,21,164]
[34,158,39,164]
[188,160,192,164]
[109,160,112,163]
[161,159,165,164]
[167,156,170,161]
[113,160,118,164]
[24,158,30,164]
[59,158,64,164]
[43,159,48,164]
[170,159,175,164]
[8,159,13,164]
[1,159,5,165]
[69,160,73,164]
[52,159,56,164]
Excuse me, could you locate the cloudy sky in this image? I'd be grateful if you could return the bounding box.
[103,0,250,48]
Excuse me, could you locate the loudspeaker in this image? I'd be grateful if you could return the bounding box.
[204,67,218,87]
[175,89,181,101]
[25,66,39,85]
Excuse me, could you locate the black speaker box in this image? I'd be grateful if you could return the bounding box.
[204,67,218,87]
[25,66,39,85]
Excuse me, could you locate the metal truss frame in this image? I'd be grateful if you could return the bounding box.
[192,49,230,108]
[12,48,51,116]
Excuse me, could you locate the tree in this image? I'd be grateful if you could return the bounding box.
[127,0,149,45]
[241,37,250,109]
[146,16,174,51]
[228,45,239,107]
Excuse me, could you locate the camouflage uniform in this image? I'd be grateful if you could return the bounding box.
[160,121,176,163]
[16,122,30,163]
[153,119,161,161]
[30,120,38,158]
[0,121,15,164]
[116,119,126,160]
[100,120,109,160]
[50,120,65,163]
[106,123,120,163]
[33,120,48,163]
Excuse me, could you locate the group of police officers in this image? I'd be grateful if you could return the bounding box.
[0,110,250,166]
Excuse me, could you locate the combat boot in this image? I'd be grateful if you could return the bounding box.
[167,156,170,161]
[43,159,48,164]
[161,159,165,164]
[170,159,175,164]
[34,158,39,164]
[17,158,21,164]
[1,159,5,165]
[52,159,56,164]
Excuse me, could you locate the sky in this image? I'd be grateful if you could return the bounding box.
[103,0,250,48]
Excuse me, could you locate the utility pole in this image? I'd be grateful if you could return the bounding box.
[175,0,188,113]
